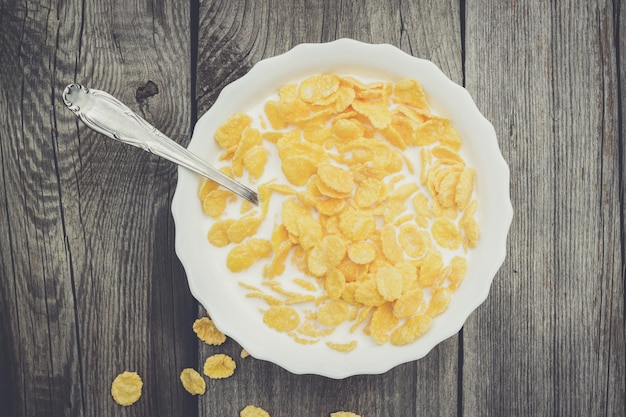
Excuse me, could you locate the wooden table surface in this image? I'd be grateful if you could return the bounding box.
[1,1,624,416]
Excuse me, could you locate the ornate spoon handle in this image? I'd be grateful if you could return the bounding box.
[62,84,258,205]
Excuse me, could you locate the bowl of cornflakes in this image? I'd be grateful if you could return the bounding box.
[172,38,512,378]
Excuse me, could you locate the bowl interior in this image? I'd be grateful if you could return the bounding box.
[172,39,512,378]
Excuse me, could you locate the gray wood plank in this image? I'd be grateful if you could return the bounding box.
[65,0,197,414]
[463,0,625,416]
[195,1,463,416]
[0,1,84,415]
[615,4,626,416]
[0,0,196,416]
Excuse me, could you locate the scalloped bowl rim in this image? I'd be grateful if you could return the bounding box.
[172,38,512,379]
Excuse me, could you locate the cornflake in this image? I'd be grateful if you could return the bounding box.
[208,219,235,247]
[263,306,300,332]
[201,74,480,350]
[326,340,358,352]
[203,354,236,379]
[240,405,271,417]
[111,371,143,406]
[390,314,432,346]
[193,317,227,346]
[330,412,362,417]
[227,239,272,272]
[179,368,206,395]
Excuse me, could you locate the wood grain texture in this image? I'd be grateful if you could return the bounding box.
[0,1,84,416]
[0,0,624,416]
[464,0,625,416]
[0,0,196,416]
[64,0,197,414]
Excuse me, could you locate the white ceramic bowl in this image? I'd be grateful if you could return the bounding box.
[172,38,512,378]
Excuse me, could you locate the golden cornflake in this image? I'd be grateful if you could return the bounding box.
[263,306,301,332]
[436,170,461,208]
[215,113,252,149]
[393,287,425,318]
[370,302,399,344]
[240,405,271,417]
[281,198,310,235]
[354,277,386,307]
[381,224,403,264]
[293,277,319,292]
[325,268,347,299]
[326,340,358,352]
[207,219,235,247]
[227,216,262,244]
[390,314,432,346]
[282,154,319,186]
[241,199,254,214]
[296,215,323,250]
[268,183,297,195]
[203,354,236,379]
[307,234,346,277]
[331,412,362,417]
[179,368,206,395]
[202,189,234,218]
[427,288,452,317]
[111,371,143,406]
[347,241,377,265]
[232,127,262,177]
[412,192,433,218]
[317,163,355,194]
[418,250,443,287]
[412,119,441,147]
[354,177,384,208]
[389,182,419,201]
[432,217,462,249]
[455,167,475,210]
[332,118,364,142]
[352,98,392,129]
[393,78,428,109]
[317,299,350,327]
[375,265,404,302]
[398,223,430,258]
[199,178,219,199]
[461,200,480,248]
[226,239,272,272]
[448,256,468,290]
[339,208,376,241]
[243,146,268,179]
[315,198,347,216]
[246,292,283,306]
[192,317,227,345]
[299,74,340,104]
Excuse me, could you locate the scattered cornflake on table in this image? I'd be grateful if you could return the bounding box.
[203,354,236,379]
[240,348,250,358]
[240,405,271,417]
[193,317,227,345]
[110,371,143,406]
[179,368,206,395]
[330,412,361,417]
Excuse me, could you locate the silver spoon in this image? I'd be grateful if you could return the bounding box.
[62,84,258,205]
